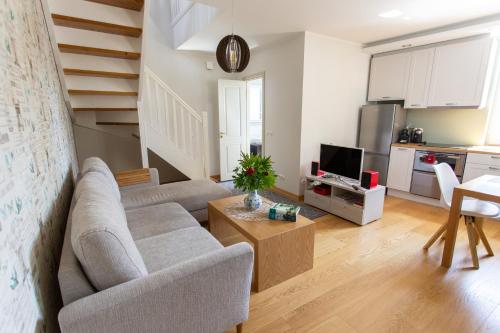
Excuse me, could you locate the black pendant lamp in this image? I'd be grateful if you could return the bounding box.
[216,0,250,73]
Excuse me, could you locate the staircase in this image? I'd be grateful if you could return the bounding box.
[48,0,143,128]
[139,66,210,180]
[48,0,210,179]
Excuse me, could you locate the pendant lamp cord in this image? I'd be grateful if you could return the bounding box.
[231,0,234,35]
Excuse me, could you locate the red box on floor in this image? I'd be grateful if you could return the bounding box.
[361,170,379,189]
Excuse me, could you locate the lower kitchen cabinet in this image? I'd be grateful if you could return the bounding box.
[463,153,500,182]
[387,147,415,192]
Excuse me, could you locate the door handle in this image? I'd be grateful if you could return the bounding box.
[445,102,457,106]
[219,132,226,138]
[489,166,500,171]
[490,156,500,159]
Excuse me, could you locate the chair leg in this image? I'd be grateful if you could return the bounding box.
[465,216,480,269]
[423,222,448,250]
[475,219,494,256]
[237,323,243,333]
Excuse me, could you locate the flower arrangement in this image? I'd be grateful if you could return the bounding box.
[233,153,276,209]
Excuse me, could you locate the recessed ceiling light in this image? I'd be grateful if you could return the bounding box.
[378,10,403,18]
[403,16,412,20]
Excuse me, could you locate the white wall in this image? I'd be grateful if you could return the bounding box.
[143,0,233,175]
[299,32,370,193]
[239,34,306,195]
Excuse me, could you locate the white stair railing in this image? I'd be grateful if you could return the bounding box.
[138,66,209,179]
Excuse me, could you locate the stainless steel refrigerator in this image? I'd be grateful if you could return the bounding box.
[358,104,406,186]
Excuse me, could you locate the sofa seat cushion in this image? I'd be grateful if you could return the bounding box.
[135,227,223,272]
[72,182,148,291]
[120,179,231,211]
[126,202,200,241]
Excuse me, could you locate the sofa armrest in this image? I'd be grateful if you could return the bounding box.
[116,168,160,191]
[58,243,254,333]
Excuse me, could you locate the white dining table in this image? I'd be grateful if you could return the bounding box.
[442,175,500,267]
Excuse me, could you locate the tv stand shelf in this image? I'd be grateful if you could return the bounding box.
[304,175,385,225]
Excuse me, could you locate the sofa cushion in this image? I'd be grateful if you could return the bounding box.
[135,227,223,272]
[74,171,124,210]
[126,202,200,241]
[71,189,147,291]
[81,157,121,200]
[121,179,231,211]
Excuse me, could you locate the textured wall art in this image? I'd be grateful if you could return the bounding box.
[0,0,77,331]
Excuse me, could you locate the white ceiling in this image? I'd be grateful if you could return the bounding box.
[180,0,500,52]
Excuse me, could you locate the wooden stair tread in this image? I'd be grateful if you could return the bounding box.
[58,43,140,60]
[86,0,144,11]
[52,14,142,37]
[73,107,137,112]
[68,89,138,96]
[96,121,139,126]
[64,68,139,79]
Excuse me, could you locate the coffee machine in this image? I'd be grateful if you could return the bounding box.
[411,128,424,144]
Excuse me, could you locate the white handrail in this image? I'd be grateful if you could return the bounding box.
[140,65,210,179]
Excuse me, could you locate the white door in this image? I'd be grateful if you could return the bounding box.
[404,48,435,109]
[427,37,492,107]
[368,52,411,101]
[218,79,247,181]
[386,147,415,192]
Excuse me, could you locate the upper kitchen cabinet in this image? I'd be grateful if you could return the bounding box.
[427,37,494,108]
[404,48,435,109]
[368,52,411,101]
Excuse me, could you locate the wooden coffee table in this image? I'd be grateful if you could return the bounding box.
[208,195,315,292]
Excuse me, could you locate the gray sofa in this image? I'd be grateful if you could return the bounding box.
[58,158,253,333]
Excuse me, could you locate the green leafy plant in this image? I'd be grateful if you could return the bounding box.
[233,153,276,191]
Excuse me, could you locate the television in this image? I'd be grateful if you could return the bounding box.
[319,144,364,181]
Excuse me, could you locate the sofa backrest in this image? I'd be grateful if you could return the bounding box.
[80,157,121,200]
[58,197,96,305]
[71,172,148,291]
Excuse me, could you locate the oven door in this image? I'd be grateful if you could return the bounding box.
[410,171,441,199]
[414,151,465,176]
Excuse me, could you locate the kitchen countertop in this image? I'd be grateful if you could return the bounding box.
[392,143,500,155]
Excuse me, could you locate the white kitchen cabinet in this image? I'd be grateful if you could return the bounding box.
[428,37,493,108]
[463,153,500,182]
[368,52,411,101]
[387,147,415,192]
[404,48,435,109]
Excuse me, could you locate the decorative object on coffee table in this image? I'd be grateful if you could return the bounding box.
[233,153,276,210]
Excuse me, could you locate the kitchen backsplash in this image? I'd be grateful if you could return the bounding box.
[406,108,489,145]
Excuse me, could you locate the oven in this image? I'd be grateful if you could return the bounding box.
[410,150,466,199]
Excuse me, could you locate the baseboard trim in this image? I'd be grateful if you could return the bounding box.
[271,186,304,202]
[387,189,442,207]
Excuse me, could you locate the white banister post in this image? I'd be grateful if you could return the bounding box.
[137,101,149,168]
[201,112,210,179]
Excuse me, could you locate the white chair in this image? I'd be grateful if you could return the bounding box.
[423,163,499,269]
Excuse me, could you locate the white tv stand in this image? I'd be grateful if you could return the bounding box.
[304,175,385,225]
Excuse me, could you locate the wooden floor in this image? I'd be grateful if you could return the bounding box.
[226,196,500,333]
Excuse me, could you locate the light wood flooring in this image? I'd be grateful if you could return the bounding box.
[226,196,500,333]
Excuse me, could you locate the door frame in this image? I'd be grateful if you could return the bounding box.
[243,72,266,156]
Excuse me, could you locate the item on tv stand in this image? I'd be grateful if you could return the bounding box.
[311,161,324,176]
[361,170,379,189]
[313,184,331,196]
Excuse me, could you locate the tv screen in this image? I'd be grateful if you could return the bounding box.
[319,144,364,181]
